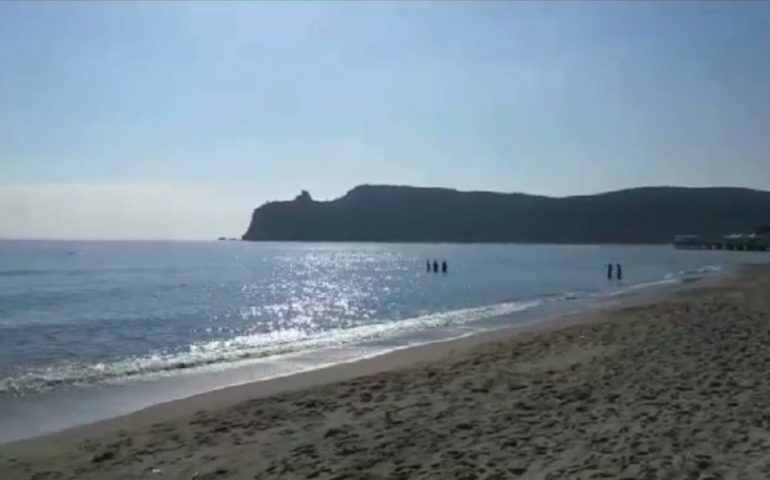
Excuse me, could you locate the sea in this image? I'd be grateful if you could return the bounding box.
[0,240,767,442]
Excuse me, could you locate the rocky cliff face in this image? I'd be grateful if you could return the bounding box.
[242,185,770,243]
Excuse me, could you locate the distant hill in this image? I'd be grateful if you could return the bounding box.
[241,185,770,244]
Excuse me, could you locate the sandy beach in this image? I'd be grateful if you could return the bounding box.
[3,265,770,479]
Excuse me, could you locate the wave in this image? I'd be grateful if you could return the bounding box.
[0,269,61,277]
[601,278,681,298]
[0,299,543,395]
[679,265,722,276]
[667,264,723,281]
[0,266,185,277]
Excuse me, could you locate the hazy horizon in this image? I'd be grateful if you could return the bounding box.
[2,1,769,240]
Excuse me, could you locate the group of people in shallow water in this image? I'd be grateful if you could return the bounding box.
[427,259,448,273]
[425,259,619,278]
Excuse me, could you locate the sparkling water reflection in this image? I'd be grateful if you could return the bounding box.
[0,240,765,396]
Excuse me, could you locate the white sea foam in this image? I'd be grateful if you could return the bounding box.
[0,299,544,395]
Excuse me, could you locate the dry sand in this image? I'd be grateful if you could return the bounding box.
[3,266,770,479]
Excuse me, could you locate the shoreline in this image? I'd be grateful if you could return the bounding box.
[0,264,704,445]
[0,265,738,451]
[5,265,770,478]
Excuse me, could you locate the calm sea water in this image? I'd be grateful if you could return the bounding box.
[0,240,766,441]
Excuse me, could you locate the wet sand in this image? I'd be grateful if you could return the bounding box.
[2,265,770,479]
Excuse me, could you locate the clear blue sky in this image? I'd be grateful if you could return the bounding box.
[1,1,769,239]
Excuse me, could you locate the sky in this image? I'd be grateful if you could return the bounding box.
[1,1,769,239]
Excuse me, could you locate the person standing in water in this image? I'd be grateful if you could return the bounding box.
[616,263,623,280]
[426,260,431,272]
[607,263,613,280]
[433,260,439,273]
[441,260,448,273]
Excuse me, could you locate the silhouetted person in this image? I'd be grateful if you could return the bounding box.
[442,260,448,273]
[607,263,613,280]
[426,260,431,272]
[433,260,438,273]
[616,263,623,280]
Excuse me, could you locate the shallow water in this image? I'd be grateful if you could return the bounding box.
[0,240,766,441]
